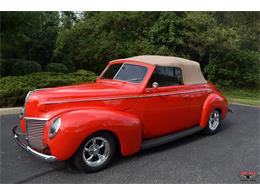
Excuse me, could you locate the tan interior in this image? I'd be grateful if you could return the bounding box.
[112,55,207,85]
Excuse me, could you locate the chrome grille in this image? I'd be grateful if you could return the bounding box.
[26,119,47,150]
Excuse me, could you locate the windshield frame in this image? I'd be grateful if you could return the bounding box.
[100,63,149,84]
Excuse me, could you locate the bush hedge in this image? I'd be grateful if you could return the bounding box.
[45,63,68,73]
[0,69,97,107]
[12,59,42,76]
[204,50,260,88]
[0,59,42,77]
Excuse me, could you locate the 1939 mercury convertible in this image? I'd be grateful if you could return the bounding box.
[13,55,229,172]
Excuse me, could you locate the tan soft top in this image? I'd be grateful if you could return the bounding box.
[113,55,207,85]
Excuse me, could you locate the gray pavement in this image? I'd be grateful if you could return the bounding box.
[0,104,259,183]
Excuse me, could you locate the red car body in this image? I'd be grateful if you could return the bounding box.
[16,55,228,163]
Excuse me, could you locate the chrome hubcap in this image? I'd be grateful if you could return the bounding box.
[208,110,220,131]
[83,137,110,167]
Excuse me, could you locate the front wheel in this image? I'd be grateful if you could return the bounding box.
[204,109,221,135]
[74,132,116,173]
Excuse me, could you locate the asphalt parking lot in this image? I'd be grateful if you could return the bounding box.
[0,104,259,184]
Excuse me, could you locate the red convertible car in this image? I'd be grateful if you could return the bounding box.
[13,55,229,172]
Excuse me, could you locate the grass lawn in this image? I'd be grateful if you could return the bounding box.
[219,87,260,106]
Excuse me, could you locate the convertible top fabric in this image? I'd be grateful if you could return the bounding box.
[112,55,207,85]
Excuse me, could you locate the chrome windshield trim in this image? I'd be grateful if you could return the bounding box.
[42,89,212,105]
[113,63,125,79]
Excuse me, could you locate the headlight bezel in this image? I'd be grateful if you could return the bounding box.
[49,118,61,139]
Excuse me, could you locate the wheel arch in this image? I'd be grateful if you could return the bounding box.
[200,93,228,128]
[76,129,122,156]
[48,108,143,161]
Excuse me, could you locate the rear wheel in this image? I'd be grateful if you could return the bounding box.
[204,109,221,135]
[74,132,116,173]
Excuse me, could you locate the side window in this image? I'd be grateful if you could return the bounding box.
[147,66,183,88]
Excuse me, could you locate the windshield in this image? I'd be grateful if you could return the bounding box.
[101,63,148,83]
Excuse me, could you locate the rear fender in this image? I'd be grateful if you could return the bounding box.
[47,108,143,160]
[200,93,228,128]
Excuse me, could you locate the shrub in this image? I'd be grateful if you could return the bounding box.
[45,63,68,73]
[0,70,97,107]
[204,50,260,88]
[71,69,97,77]
[0,59,42,76]
[11,59,42,76]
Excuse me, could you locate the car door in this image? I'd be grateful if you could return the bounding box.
[140,66,192,139]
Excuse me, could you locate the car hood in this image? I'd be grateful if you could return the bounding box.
[23,80,141,119]
[28,81,138,104]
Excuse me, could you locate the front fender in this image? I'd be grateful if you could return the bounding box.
[46,108,143,160]
[200,93,228,128]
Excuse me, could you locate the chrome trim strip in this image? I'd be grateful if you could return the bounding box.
[24,117,48,121]
[12,126,56,162]
[25,91,32,102]
[43,89,212,105]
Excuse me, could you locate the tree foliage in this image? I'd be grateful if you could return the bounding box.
[1,11,59,65]
[1,11,259,88]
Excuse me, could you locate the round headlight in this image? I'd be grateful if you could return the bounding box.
[49,118,61,139]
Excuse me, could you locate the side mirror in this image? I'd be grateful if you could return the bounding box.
[152,82,159,89]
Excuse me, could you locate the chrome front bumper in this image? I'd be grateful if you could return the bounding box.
[12,126,57,162]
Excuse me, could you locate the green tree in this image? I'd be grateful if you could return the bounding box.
[1,11,60,65]
[1,11,259,87]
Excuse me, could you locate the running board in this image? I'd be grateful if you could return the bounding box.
[141,126,202,150]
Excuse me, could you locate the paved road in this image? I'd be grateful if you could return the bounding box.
[0,104,259,183]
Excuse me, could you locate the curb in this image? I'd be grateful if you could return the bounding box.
[229,102,260,108]
[0,107,21,116]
